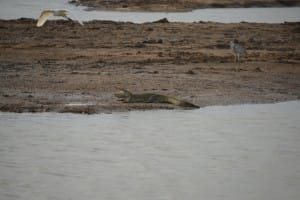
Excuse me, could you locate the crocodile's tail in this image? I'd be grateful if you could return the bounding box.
[165,96,199,109]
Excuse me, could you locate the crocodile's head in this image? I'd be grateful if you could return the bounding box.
[114,88,132,100]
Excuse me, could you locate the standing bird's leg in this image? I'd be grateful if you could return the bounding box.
[235,54,238,71]
[237,53,241,71]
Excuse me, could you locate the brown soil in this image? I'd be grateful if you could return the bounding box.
[0,19,300,114]
[71,0,300,11]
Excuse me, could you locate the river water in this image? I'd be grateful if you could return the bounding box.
[0,101,300,200]
[0,0,299,23]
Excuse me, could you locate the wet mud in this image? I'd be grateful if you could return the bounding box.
[0,19,300,113]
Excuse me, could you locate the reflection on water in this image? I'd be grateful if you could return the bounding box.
[0,0,299,23]
[0,101,300,200]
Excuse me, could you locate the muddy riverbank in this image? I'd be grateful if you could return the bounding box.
[0,19,300,113]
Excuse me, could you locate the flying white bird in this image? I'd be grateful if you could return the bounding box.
[36,9,84,27]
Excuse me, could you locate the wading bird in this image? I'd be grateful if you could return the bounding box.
[230,39,246,63]
[36,9,83,27]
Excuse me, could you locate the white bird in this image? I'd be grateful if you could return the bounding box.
[230,39,246,63]
[36,9,84,27]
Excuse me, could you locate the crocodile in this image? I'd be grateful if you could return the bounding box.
[115,89,199,109]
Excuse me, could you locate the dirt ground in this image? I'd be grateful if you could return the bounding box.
[0,19,300,113]
[71,0,300,11]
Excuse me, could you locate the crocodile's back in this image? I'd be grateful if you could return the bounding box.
[128,94,157,103]
[132,94,199,108]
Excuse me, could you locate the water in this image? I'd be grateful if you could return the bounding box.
[1,1,300,199]
[0,101,300,200]
[0,0,299,23]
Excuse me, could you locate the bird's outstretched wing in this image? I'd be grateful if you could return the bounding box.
[67,11,84,26]
[37,10,54,27]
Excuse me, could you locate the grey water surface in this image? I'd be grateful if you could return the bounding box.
[0,101,300,200]
[0,0,299,23]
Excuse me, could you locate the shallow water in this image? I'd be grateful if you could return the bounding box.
[0,0,299,23]
[0,101,300,200]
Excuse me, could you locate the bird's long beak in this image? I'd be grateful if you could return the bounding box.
[64,16,73,21]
